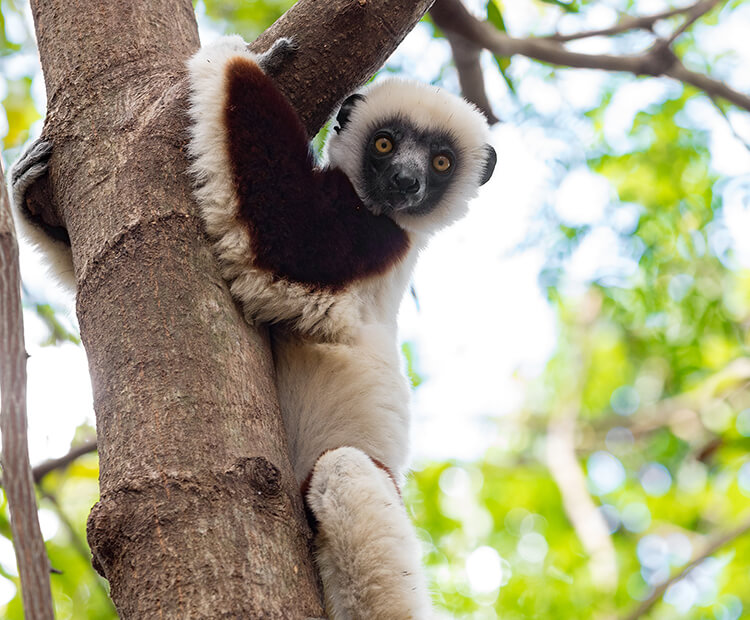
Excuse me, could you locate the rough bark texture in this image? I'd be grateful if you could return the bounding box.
[25,0,433,616]
[0,162,54,619]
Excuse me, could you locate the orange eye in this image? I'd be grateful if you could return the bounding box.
[374,136,393,153]
[432,154,452,172]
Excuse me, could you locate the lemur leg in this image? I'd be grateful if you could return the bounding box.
[306,447,433,620]
[10,138,52,210]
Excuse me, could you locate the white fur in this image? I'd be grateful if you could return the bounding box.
[274,326,412,486]
[12,206,76,291]
[308,447,432,620]
[186,36,493,620]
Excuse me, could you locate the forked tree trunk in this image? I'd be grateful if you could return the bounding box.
[24,0,433,616]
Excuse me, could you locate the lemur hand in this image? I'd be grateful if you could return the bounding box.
[256,37,298,75]
[10,138,52,211]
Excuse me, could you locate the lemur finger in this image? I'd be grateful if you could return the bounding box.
[10,139,52,198]
[11,139,52,181]
[257,37,298,74]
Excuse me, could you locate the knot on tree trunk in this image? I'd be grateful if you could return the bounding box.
[227,456,283,499]
[87,465,291,581]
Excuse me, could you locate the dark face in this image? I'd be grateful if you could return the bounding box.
[360,119,458,216]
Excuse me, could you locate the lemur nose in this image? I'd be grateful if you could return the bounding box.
[391,172,420,194]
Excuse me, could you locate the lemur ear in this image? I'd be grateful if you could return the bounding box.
[479,144,497,186]
[334,94,366,134]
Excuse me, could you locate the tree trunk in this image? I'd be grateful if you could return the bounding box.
[25,0,433,616]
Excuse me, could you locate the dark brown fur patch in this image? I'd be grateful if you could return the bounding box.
[223,57,410,291]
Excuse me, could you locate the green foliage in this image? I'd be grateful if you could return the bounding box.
[0,8,20,57]
[2,77,39,149]
[402,341,424,389]
[485,1,516,93]
[537,0,580,13]
[1,447,117,620]
[200,0,294,38]
[34,304,81,346]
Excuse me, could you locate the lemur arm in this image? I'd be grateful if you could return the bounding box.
[187,37,409,341]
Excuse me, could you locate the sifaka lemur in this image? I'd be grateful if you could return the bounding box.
[11,35,496,620]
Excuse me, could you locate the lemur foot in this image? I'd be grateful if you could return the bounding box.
[257,37,298,75]
[10,138,52,211]
[307,447,433,620]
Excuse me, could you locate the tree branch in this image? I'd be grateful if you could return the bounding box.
[441,28,499,123]
[544,0,717,43]
[707,95,750,151]
[39,488,116,612]
[253,0,437,134]
[546,413,619,591]
[31,438,98,484]
[431,0,750,113]
[623,514,750,620]
[0,159,54,618]
[0,439,98,488]
[663,0,722,47]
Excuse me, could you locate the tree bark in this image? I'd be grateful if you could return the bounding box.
[25,0,433,616]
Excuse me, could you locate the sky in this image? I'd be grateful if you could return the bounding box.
[3,0,750,470]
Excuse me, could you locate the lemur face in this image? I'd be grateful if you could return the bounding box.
[361,120,457,217]
[327,81,497,235]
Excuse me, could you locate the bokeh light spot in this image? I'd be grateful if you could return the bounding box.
[621,502,651,533]
[640,463,672,497]
[611,385,640,415]
[465,546,510,593]
[587,451,626,495]
[738,461,750,496]
[737,409,750,437]
[517,532,548,564]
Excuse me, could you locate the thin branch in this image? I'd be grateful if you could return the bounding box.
[0,159,54,618]
[663,0,722,47]
[544,4,703,43]
[546,413,619,591]
[708,95,750,152]
[32,438,97,484]
[666,58,750,112]
[623,514,750,620]
[545,308,618,591]
[0,439,98,488]
[437,25,499,122]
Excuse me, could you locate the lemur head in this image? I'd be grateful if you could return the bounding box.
[325,79,496,236]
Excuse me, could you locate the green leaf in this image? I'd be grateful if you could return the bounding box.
[486,1,516,93]
[538,0,580,13]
